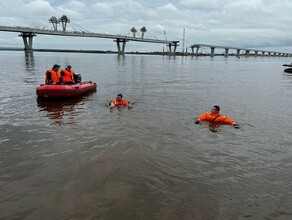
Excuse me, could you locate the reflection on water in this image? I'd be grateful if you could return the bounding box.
[208,122,220,132]
[24,51,35,71]
[37,96,85,126]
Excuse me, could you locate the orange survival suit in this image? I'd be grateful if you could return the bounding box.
[109,99,129,107]
[45,69,61,84]
[196,112,235,125]
[60,68,75,83]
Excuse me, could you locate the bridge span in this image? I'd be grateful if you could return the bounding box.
[190,43,292,57]
[0,25,179,54]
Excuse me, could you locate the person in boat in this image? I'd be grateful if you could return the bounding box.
[108,94,132,108]
[194,105,240,129]
[60,65,75,84]
[45,64,61,84]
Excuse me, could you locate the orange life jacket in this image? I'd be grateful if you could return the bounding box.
[110,99,129,106]
[197,112,235,125]
[61,69,74,82]
[45,69,61,84]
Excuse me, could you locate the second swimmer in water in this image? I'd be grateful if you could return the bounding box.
[194,105,240,130]
[108,94,133,109]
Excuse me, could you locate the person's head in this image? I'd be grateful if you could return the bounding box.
[116,94,123,100]
[52,64,60,70]
[211,105,220,114]
[66,65,72,70]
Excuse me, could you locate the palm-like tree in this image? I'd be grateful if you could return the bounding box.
[59,15,70,32]
[49,16,59,31]
[140,26,147,39]
[130,27,137,37]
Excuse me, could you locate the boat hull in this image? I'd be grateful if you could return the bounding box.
[284,68,292,73]
[36,82,97,98]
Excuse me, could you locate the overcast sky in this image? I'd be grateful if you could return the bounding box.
[1,0,292,52]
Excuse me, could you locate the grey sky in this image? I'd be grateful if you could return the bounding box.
[1,0,292,52]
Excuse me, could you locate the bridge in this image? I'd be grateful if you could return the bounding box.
[1,16,290,57]
[0,16,179,55]
[190,43,292,57]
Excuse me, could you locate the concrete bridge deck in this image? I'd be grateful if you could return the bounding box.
[0,25,179,54]
[1,24,290,57]
[190,43,292,57]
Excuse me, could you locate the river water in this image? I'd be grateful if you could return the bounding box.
[0,51,292,220]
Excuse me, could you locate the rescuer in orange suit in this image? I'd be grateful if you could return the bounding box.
[195,105,240,128]
[108,94,132,108]
[45,64,61,84]
[60,65,75,84]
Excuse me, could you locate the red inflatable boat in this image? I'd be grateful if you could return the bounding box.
[36,81,97,98]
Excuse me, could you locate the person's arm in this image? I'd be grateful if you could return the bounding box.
[58,72,63,83]
[46,71,53,84]
[127,101,133,108]
[223,116,240,128]
[108,100,116,108]
[123,100,130,107]
[194,113,208,124]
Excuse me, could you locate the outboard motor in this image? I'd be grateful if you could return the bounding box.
[74,74,82,83]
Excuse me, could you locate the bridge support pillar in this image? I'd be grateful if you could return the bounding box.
[114,38,128,55]
[224,48,229,57]
[236,49,241,56]
[191,46,200,55]
[167,41,179,55]
[210,47,215,57]
[245,50,250,56]
[196,47,200,54]
[262,51,265,56]
[19,32,36,51]
[255,51,258,56]
[167,43,172,54]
